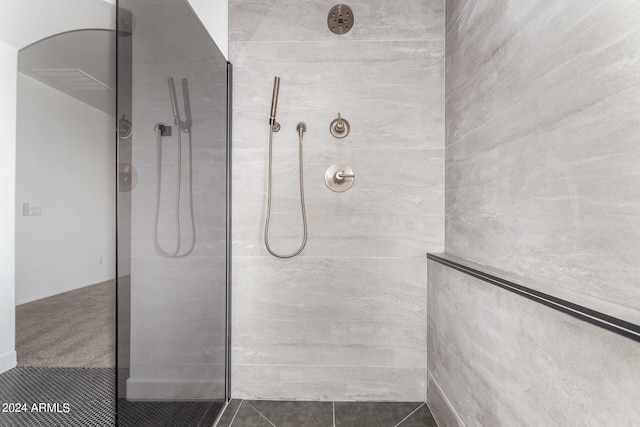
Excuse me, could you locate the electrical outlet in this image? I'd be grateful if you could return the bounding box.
[22,203,42,216]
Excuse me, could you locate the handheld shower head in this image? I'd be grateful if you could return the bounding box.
[181,78,192,121]
[167,77,192,132]
[269,76,280,131]
[181,78,192,132]
[167,77,180,120]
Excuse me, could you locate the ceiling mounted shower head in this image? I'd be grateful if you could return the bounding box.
[328,4,353,35]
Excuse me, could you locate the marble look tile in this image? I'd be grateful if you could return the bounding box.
[430,254,640,326]
[446,0,633,143]
[233,365,426,401]
[231,38,444,259]
[232,147,443,258]
[128,255,226,399]
[445,0,467,37]
[445,0,607,95]
[445,0,640,316]
[232,257,427,368]
[228,0,444,404]
[446,70,640,313]
[231,40,444,151]
[427,260,640,426]
[230,0,444,43]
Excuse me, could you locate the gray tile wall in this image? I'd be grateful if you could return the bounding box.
[445,0,640,315]
[427,260,640,426]
[230,0,445,400]
[430,0,640,423]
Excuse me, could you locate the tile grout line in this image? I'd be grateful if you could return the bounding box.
[393,402,425,427]
[233,363,428,368]
[229,39,445,45]
[333,401,336,427]
[228,400,244,427]
[246,401,277,427]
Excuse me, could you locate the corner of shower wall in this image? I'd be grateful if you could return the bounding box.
[430,0,640,424]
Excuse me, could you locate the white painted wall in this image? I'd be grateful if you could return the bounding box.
[188,0,229,59]
[0,39,18,374]
[0,0,116,374]
[0,0,115,50]
[15,73,116,305]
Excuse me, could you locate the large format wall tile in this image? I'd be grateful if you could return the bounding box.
[231,40,444,152]
[444,0,466,36]
[230,0,444,400]
[233,257,427,368]
[233,147,443,258]
[231,0,444,43]
[439,1,640,421]
[233,364,426,402]
[445,0,640,317]
[446,0,636,144]
[427,260,640,426]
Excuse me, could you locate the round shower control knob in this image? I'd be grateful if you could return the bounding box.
[119,115,133,139]
[329,113,350,138]
[325,162,355,192]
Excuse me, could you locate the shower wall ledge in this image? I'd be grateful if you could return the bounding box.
[426,252,640,341]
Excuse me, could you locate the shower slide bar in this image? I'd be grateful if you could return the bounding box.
[427,253,640,343]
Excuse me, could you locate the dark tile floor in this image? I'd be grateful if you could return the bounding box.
[216,399,438,427]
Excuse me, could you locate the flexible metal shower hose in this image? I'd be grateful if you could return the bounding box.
[153,126,197,258]
[264,126,307,258]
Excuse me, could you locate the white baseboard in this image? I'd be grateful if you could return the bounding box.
[126,377,223,401]
[427,371,465,427]
[0,351,17,374]
[16,277,115,305]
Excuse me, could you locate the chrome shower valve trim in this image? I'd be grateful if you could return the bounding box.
[330,112,350,138]
[325,162,355,192]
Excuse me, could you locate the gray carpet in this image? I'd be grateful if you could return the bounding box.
[16,281,116,368]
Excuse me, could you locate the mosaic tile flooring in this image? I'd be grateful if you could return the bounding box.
[0,367,223,426]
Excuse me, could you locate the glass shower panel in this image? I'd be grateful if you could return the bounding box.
[117,0,229,425]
